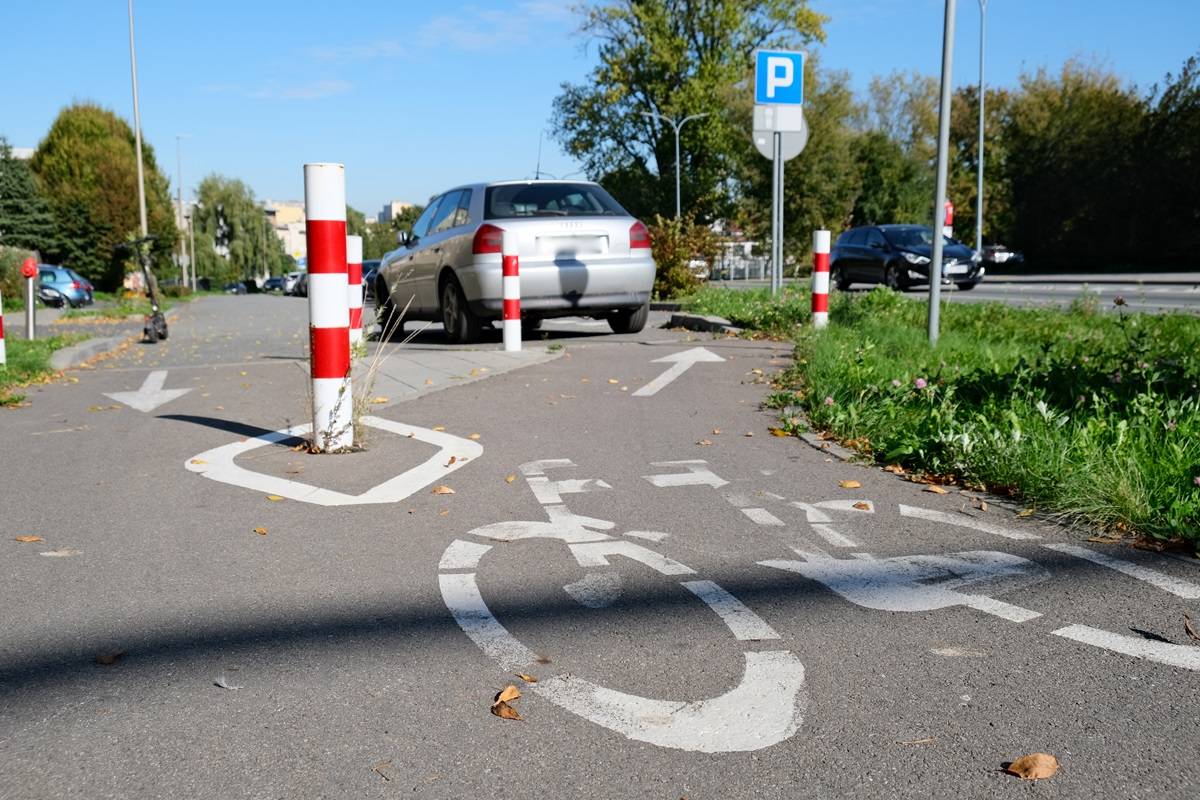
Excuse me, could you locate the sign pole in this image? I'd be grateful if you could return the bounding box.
[21,258,37,340]
[928,0,958,347]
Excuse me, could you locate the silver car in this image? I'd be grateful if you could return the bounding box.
[375,180,656,343]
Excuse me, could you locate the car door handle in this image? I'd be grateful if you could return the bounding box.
[432,247,442,254]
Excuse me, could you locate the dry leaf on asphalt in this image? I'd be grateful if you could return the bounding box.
[607,378,619,384]
[15,535,44,543]
[369,396,389,404]
[853,502,871,511]
[445,456,457,467]
[516,673,538,684]
[1087,534,1123,544]
[95,649,126,666]
[432,485,455,495]
[253,527,268,536]
[189,459,207,465]
[505,474,517,484]
[883,464,905,475]
[40,548,82,557]
[1004,753,1060,781]
[838,480,862,489]
[768,428,789,437]
[214,671,243,690]
[697,439,713,446]
[744,432,754,437]
[924,485,949,494]
[1185,612,1200,643]
[438,509,449,516]
[425,379,434,385]
[266,495,283,502]
[491,701,522,721]
[712,428,721,435]
[432,425,446,432]
[493,685,521,705]
[468,433,481,440]
[534,654,552,664]
[1016,508,1035,518]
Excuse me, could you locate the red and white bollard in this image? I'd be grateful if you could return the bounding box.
[811,229,831,329]
[346,234,364,350]
[501,230,521,352]
[0,289,6,366]
[303,163,353,451]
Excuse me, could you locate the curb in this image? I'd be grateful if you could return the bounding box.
[50,337,128,370]
[668,313,743,335]
[650,301,682,312]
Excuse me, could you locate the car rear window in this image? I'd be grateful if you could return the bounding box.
[484,183,627,219]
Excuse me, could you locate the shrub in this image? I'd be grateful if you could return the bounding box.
[647,214,719,299]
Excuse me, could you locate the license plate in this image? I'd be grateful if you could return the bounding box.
[538,235,608,256]
[944,263,968,275]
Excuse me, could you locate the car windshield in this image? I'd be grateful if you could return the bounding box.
[484,182,627,219]
[883,227,954,248]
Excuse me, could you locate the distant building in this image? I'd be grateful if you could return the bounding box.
[378,200,413,224]
[10,147,34,160]
[264,200,307,261]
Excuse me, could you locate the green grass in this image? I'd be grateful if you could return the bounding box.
[60,294,172,320]
[0,334,86,405]
[687,285,1200,543]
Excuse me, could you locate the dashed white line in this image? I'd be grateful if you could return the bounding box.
[1041,543,1200,599]
[809,523,858,548]
[898,504,1041,540]
[1052,624,1200,671]
[741,507,785,526]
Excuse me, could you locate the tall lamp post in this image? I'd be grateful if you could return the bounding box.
[927,0,958,346]
[127,0,148,240]
[639,110,710,218]
[975,0,988,255]
[175,134,191,287]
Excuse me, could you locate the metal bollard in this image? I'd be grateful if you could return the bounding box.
[812,230,830,329]
[502,230,521,352]
[347,234,363,351]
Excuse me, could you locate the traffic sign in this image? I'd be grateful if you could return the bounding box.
[755,50,805,106]
[753,107,808,161]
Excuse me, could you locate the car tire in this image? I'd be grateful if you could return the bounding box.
[884,262,908,292]
[608,301,649,334]
[441,275,481,344]
[956,280,979,291]
[831,264,851,291]
[376,281,401,337]
[521,317,542,333]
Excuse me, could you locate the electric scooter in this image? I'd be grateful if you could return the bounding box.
[127,237,168,343]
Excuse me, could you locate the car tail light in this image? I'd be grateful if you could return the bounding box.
[472,223,504,255]
[71,280,81,289]
[629,221,650,249]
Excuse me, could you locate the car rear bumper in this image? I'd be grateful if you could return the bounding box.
[459,255,656,318]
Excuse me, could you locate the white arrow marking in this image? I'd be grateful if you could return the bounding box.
[105,370,193,412]
[632,347,725,397]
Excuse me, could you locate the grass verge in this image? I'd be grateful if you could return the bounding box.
[0,334,87,405]
[684,285,1200,543]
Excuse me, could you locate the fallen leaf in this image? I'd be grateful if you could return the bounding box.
[581,378,590,383]
[1016,508,1035,518]
[491,701,522,721]
[215,405,225,411]
[189,459,207,465]
[369,396,389,404]
[534,654,552,664]
[1087,534,1122,544]
[39,548,82,557]
[505,474,517,484]
[838,480,862,489]
[607,378,619,384]
[438,509,449,516]
[432,485,455,495]
[769,427,789,437]
[751,368,764,375]
[372,760,393,782]
[253,527,268,535]
[696,439,713,446]
[1004,753,1060,781]
[853,502,871,511]
[978,500,989,512]
[95,649,126,666]
[15,535,44,543]
[468,433,481,440]
[445,456,457,467]
[516,673,539,684]
[883,464,905,474]
[433,425,446,432]
[712,428,722,435]
[1185,612,1199,643]
[469,368,480,376]
[924,485,949,494]
[743,432,754,437]
[214,671,242,690]
[493,685,522,705]
[266,495,284,502]
[239,371,247,376]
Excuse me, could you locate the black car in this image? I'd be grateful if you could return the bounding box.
[362,260,381,301]
[263,276,285,292]
[830,225,983,291]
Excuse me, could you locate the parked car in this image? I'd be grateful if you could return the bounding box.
[283,271,304,295]
[263,276,285,292]
[830,225,983,291]
[981,243,1024,268]
[362,260,381,302]
[37,264,94,308]
[375,180,656,343]
[223,281,248,295]
[294,273,308,297]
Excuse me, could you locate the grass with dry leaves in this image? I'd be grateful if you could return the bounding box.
[687,285,1200,542]
[0,334,86,405]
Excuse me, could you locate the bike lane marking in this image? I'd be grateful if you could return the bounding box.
[1052,625,1200,671]
[1041,543,1200,599]
[898,503,1041,540]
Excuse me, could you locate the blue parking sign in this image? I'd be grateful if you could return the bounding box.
[755,50,804,105]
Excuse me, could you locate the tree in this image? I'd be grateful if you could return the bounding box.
[849,131,928,227]
[947,84,1015,245]
[192,175,288,285]
[1140,52,1200,265]
[0,138,58,256]
[30,103,177,289]
[553,0,826,222]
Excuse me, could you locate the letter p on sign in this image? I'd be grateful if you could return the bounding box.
[755,50,804,106]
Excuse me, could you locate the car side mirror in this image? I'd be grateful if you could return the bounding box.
[397,230,413,247]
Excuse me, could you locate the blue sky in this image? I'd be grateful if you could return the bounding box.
[2,1,1197,216]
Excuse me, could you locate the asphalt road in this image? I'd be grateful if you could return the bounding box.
[2,295,1198,799]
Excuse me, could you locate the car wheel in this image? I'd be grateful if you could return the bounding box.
[521,317,542,333]
[831,265,851,291]
[440,275,481,344]
[956,280,979,291]
[376,282,401,337]
[608,301,649,334]
[884,262,908,292]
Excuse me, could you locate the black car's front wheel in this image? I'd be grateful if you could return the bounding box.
[440,276,482,344]
[884,262,908,291]
[831,265,851,291]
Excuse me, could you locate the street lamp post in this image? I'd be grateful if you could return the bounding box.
[639,111,710,218]
[928,0,958,347]
[975,0,988,255]
[176,134,191,287]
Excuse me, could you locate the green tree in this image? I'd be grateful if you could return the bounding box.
[192,175,288,285]
[30,103,177,289]
[0,138,59,256]
[947,84,1015,246]
[849,130,928,226]
[1140,52,1200,264]
[553,0,826,222]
